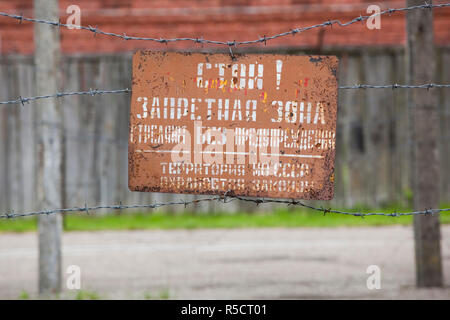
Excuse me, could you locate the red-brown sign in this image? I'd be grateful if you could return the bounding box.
[129,52,338,200]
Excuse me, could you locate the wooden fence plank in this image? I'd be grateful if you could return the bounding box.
[362,53,395,207]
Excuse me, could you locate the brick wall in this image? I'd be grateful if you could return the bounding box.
[0,0,449,54]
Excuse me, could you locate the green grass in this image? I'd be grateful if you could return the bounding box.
[158,288,170,300]
[74,290,101,300]
[1,204,449,233]
[18,290,30,300]
[0,218,37,233]
[143,292,152,300]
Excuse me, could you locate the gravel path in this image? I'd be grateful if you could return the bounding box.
[0,225,449,299]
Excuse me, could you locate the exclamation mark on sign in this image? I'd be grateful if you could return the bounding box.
[276,60,283,90]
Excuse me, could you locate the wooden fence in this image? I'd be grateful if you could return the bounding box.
[1,48,449,214]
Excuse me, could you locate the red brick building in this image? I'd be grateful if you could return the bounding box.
[0,0,449,55]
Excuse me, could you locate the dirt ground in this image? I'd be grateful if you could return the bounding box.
[0,225,449,299]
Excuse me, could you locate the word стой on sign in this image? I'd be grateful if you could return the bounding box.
[129,52,338,200]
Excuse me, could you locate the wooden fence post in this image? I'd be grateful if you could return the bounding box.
[34,0,63,295]
[406,0,443,287]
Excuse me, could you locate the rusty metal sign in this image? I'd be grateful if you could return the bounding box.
[129,52,338,200]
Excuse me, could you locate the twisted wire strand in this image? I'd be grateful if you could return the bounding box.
[0,3,449,46]
[1,84,449,106]
[1,196,449,219]
[0,88,131,105]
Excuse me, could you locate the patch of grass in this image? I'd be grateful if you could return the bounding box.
[74,290,101,300]
[62,210,410,230]
[18,290,30,300]
[0,218,37,233]
[158,289,170,300]
[143,292,152,300]
[143,288,170,300]
[1,204,449,232]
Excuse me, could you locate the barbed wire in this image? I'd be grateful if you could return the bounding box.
[339,84,450,89]
[0,83,448,106]
[1,196,449,219]
[1,3,449,47]
[0,88,130,105]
